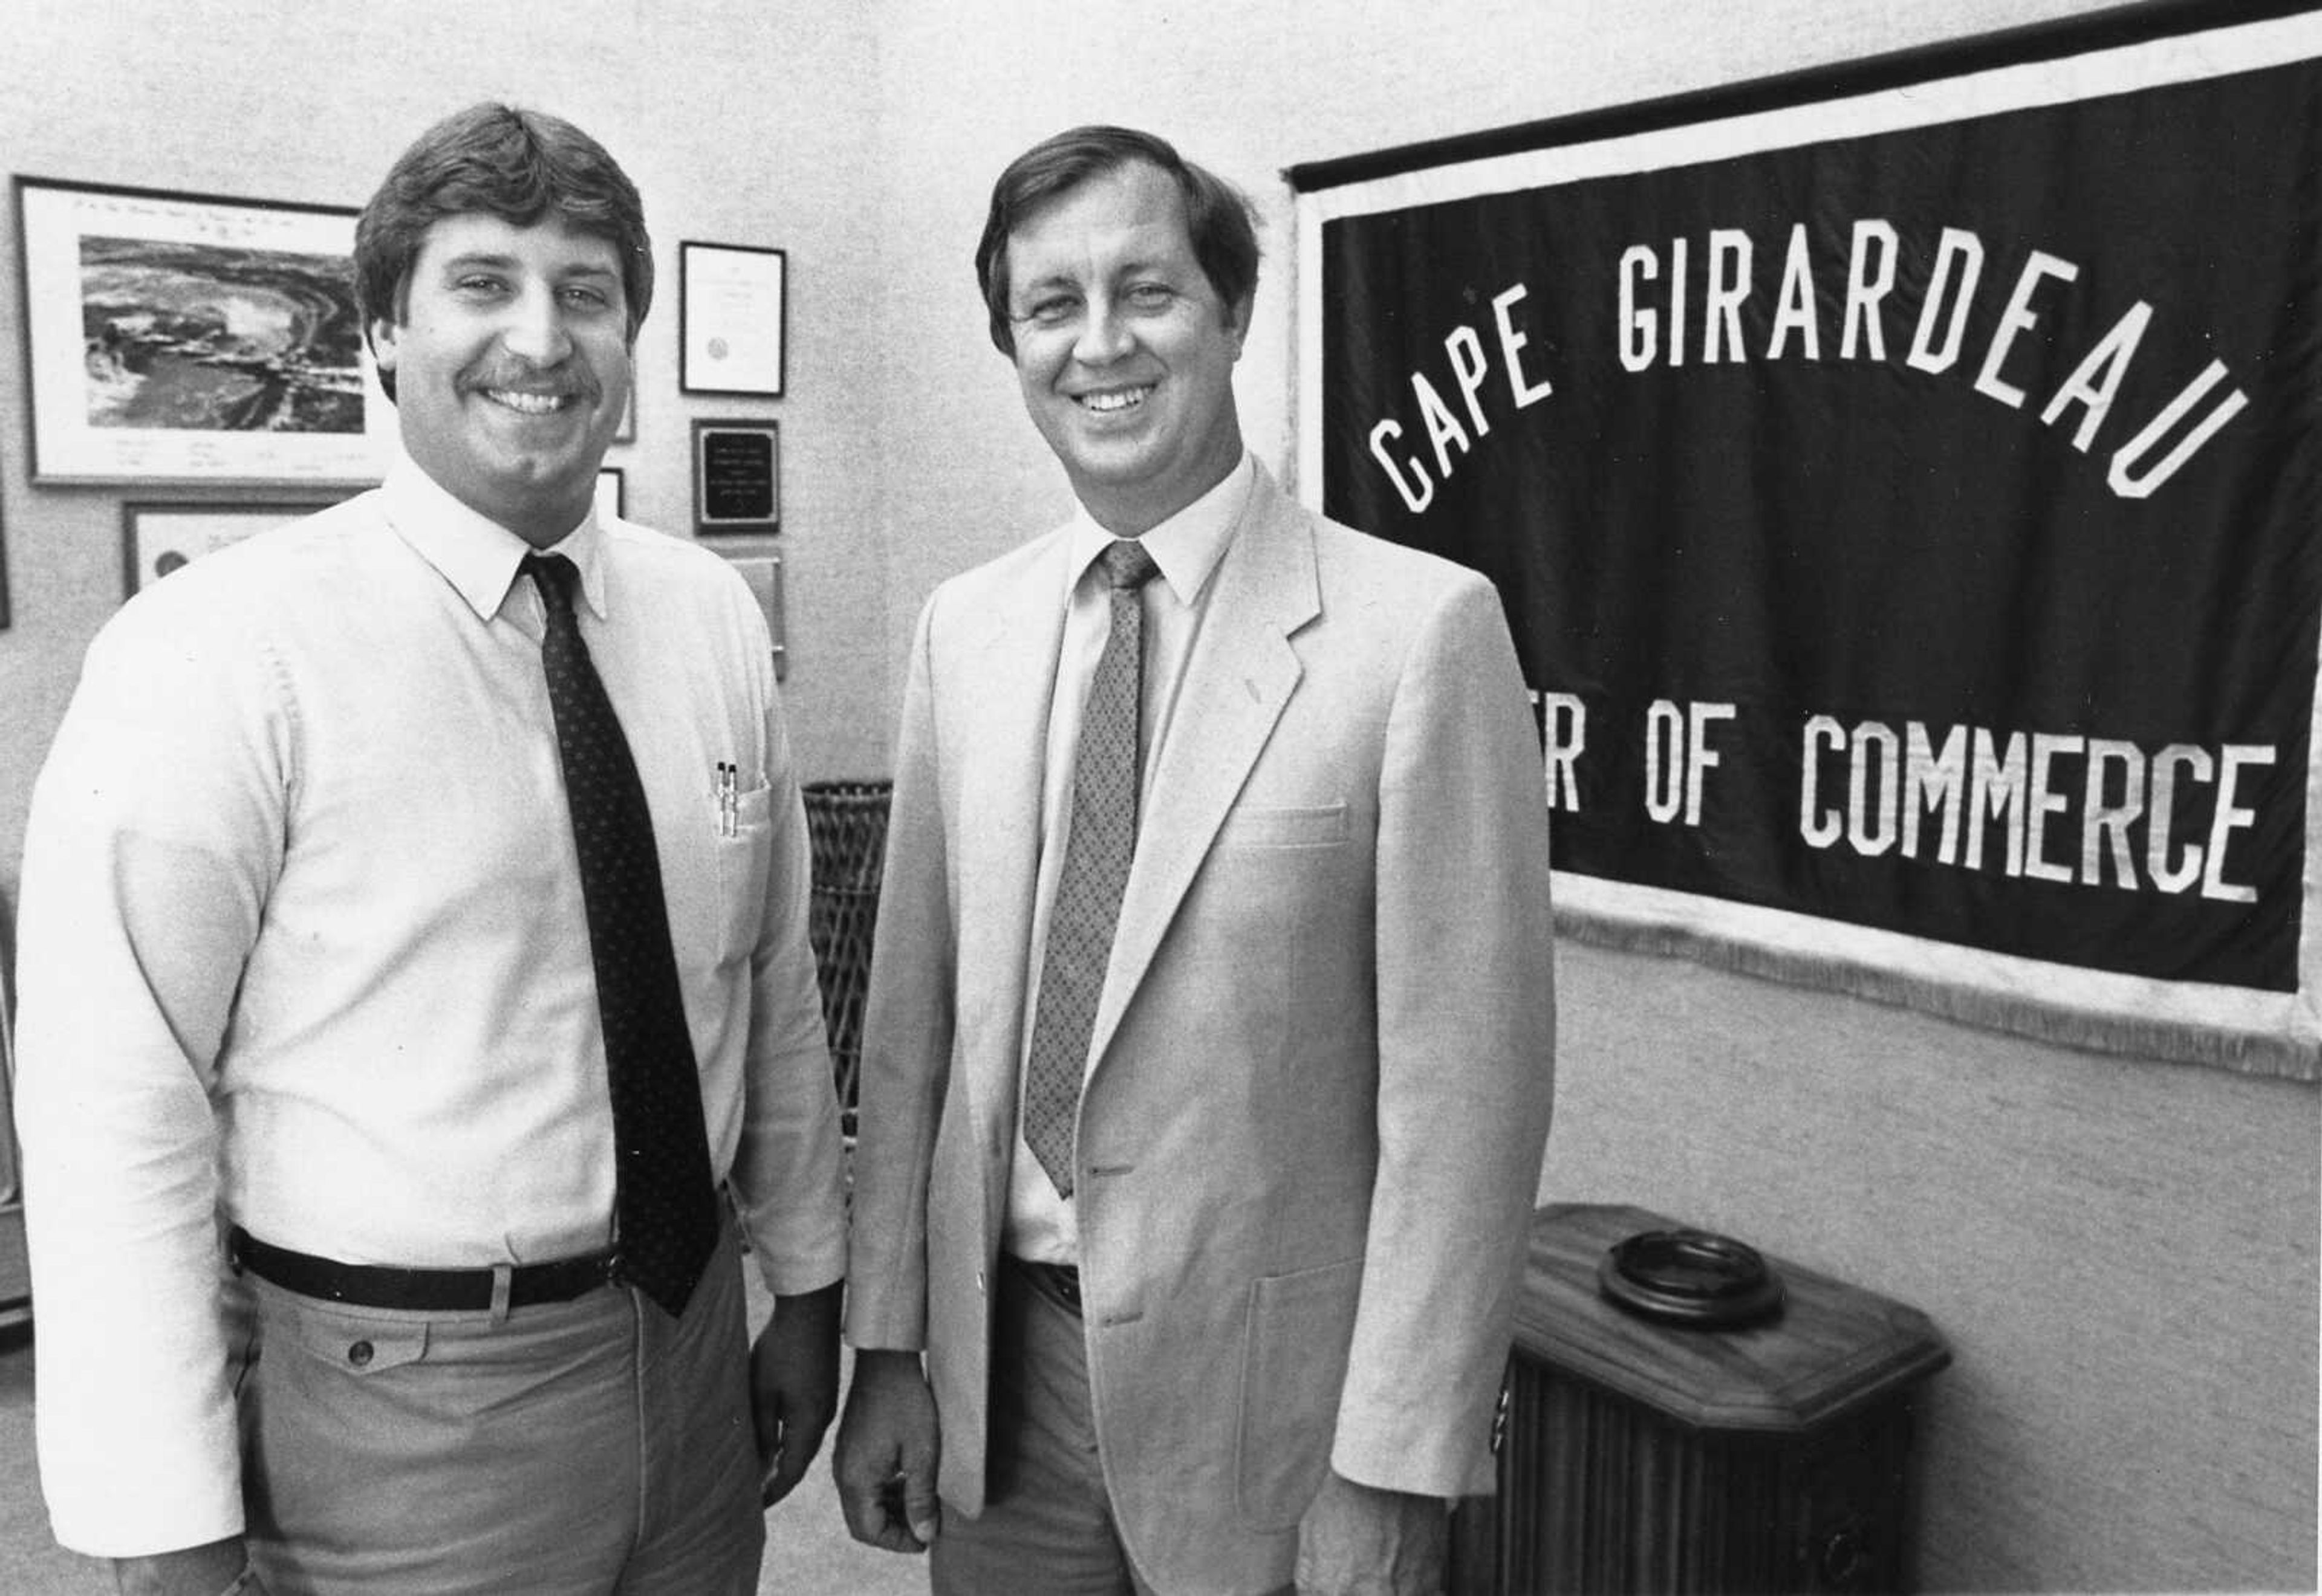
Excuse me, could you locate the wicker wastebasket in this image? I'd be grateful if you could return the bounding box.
[800,779,892,1137]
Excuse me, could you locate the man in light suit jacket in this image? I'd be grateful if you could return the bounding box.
[834,125,1556,1596]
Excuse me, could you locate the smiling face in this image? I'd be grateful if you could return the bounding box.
[370,212,632,547]
[1003,161,1250,536]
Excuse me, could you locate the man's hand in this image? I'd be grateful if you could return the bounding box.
[831,1348,941,1552]
[750,1279,843,1507]
[1294,1470,1448,1596]
[112,1537,264,1595]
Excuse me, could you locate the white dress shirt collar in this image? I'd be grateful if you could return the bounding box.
[1060,450,1254,603]
[380,452,611,622]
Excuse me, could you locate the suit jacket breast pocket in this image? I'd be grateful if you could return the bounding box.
[1235,1256,1364,1530]
[1216,802,1350,851]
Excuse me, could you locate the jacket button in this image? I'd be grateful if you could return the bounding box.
[347,1340,374,1367]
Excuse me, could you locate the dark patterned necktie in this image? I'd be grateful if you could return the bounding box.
[1023,539,1161,1198]
[525,553,719,1315]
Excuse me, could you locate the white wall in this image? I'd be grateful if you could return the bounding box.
[0,2,2312,1589]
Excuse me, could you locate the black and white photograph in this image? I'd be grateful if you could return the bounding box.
[0,6,2315,1596]
[16,178,393,484]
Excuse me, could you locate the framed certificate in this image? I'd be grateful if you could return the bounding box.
[724,552,787,681]
[121,500,328,596]
[680,241,786,397]
[692,419,779,535]
[0,912,24,1328]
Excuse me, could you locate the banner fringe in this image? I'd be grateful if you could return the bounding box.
[1556,907,2321,1085]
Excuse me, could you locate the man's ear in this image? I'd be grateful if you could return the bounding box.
[1224,294,1255,359]
[368,316,400,377]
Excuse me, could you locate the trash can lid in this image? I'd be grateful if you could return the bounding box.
[1511,1203,1951,1433]
[1598,1227,1786,1329]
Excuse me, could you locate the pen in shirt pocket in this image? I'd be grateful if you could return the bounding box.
[716,761,739,837]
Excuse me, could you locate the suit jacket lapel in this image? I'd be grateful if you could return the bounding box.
[1090,470,1318,1063]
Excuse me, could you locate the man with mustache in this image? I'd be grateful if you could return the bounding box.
[15,103,845,1595]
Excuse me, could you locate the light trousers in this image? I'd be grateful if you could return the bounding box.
[233,1210,762,1595]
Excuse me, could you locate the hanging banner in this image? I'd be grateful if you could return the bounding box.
[1295,11,2322,1075]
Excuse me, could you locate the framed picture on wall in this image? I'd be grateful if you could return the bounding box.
[0,890,25,1329]
[692,418,779,536]
[121,501,327,597]
[679,241,786,396]
[595,467,625,522]
[724,552,787,681]
[15,177,394,486]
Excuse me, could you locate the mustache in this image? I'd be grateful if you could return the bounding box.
[460,363,603,401]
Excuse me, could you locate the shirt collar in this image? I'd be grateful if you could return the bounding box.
[1064,450,1254,603]
[380,451,611,622]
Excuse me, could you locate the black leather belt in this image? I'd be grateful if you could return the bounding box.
[228,1226,619,1312]
[1009,1254,1083,1315]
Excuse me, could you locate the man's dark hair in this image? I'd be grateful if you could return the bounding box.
[355,103,652,399]
[974,125,1260,357]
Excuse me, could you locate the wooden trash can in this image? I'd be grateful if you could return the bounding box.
[1450,1202,1950,1594]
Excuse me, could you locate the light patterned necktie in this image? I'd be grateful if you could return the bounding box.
[1023,539,1162,1198]
[525,553,720,1316]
